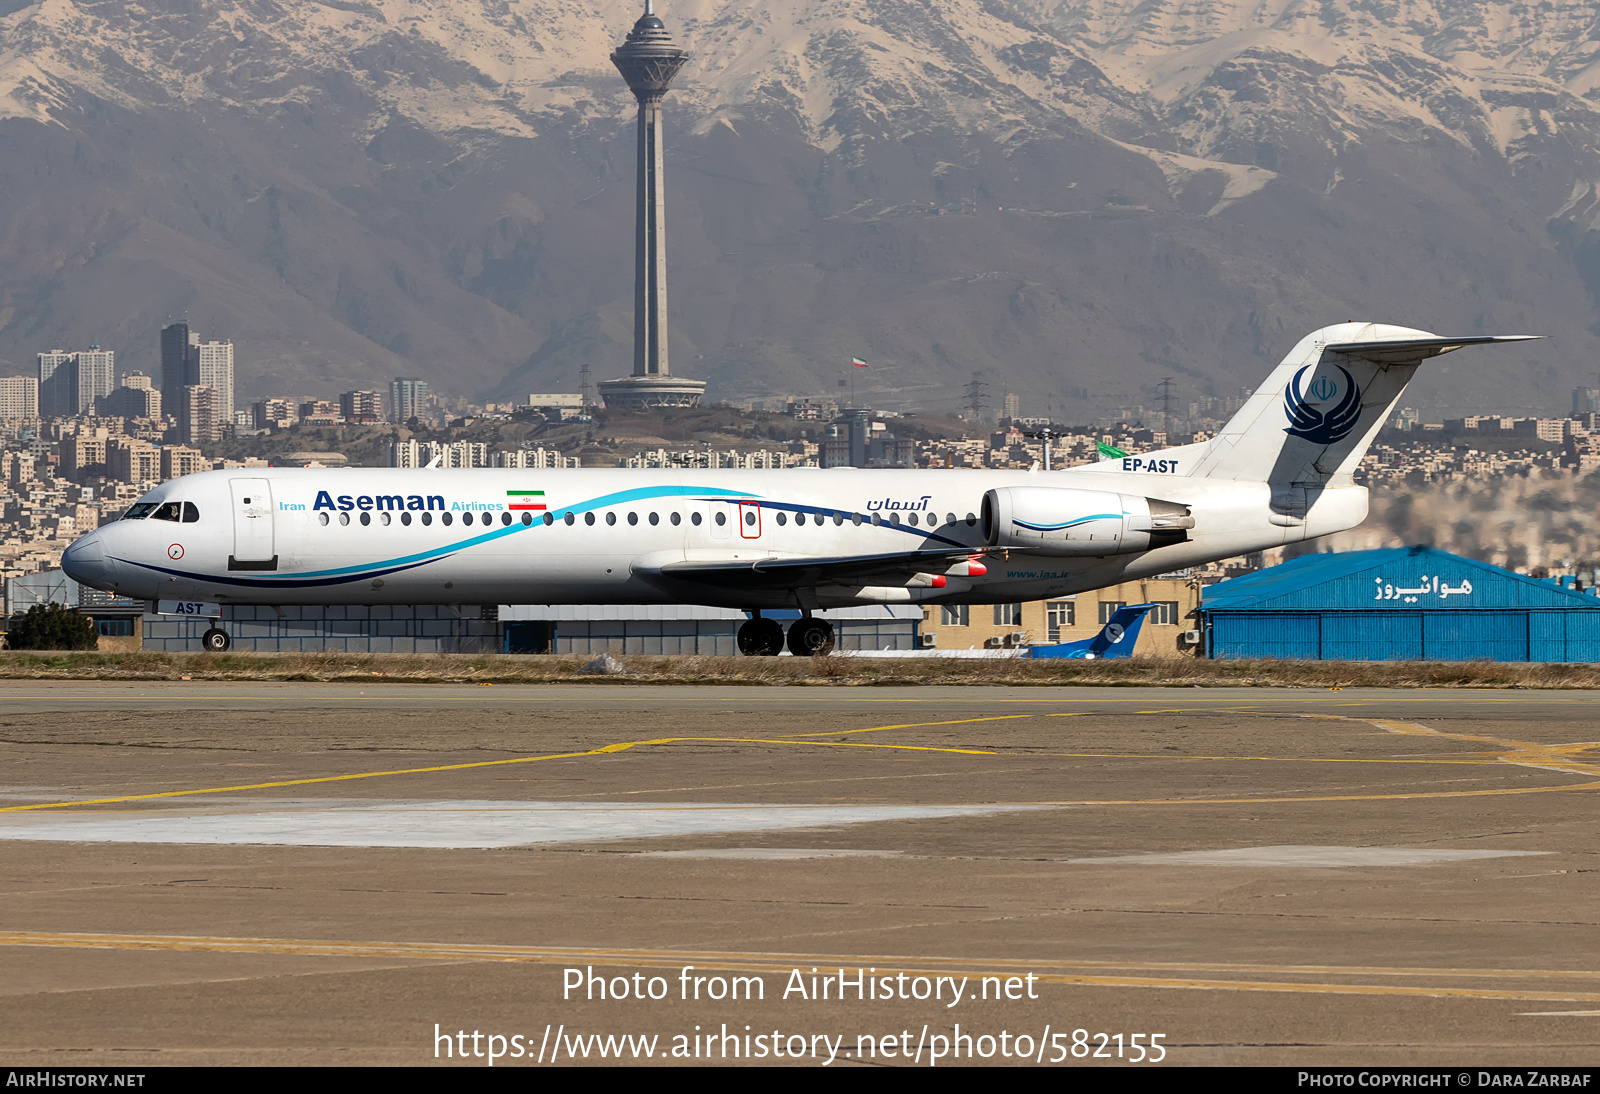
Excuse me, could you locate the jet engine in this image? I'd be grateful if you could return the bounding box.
[981,487,1194,556]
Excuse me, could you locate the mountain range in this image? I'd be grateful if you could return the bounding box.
[3,0,1600,417]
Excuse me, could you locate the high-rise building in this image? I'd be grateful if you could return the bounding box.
[194,340,234,418]
[74,347,115,414]
[597,3,706,410]
[1575,387,1600,415]
[180,385,219,445]
[340,389,384,423]
[36,347,115,416]
[98,380,161,421]
[0,375,39,419]
[160,322,199,414]
[37,350,75,417]
[389,377,429,424]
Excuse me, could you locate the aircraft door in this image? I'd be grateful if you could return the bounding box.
[229,478,276,569]
[738,500,762,539]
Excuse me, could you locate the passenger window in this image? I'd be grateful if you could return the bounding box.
[401,512,412,526]
[966,513,977,526]
[360,512,371,526]
[946,513,956,526]
[422,512,433,526]
[318,512,330,526]
[585,512,595,526]
[442,512,453,526]
[833,513,843,526]
[462,512,473,526]
[502,512,513,526]
[776,512,787,526]
[539,513,551,526]
[606,512,617,526]
[744,510,756,526]
[339,512,351,526]
[890,513,900,526]
[714,511,726,526]
[152,502,182,522]
[628,512,638,526]
[907,513,918,527]
[564,512,574,525]
[380,512,391,526]
[852,513,862,526]
[691,512,702,526]
[670,512,681,526]
[648,512,658,526]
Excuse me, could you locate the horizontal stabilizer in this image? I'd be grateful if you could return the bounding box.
[1324,335,1540,364]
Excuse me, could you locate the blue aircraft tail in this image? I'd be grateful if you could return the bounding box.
[1027,603,1161,660]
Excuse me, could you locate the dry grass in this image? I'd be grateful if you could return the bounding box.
[0,650,1597,688]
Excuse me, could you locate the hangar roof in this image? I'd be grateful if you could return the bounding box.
[1202,547,1600,612]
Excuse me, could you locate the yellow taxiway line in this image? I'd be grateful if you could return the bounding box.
[8,931,1600,1003]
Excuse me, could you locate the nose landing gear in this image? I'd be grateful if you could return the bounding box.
[201,627,231,653]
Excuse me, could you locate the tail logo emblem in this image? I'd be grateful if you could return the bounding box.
[1284,364,1362,445]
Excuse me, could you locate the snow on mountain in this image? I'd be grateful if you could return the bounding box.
[1,0,1598,411]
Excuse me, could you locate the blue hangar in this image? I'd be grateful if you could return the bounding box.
[1201,546,1600,662]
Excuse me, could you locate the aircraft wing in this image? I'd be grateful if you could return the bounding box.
[633,547,994,590]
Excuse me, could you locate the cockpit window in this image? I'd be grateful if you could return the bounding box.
[151,502,183,522]
[123,503,158,520]
[183,502,200,523]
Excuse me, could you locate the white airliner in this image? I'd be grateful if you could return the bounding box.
[62,323,1531,656]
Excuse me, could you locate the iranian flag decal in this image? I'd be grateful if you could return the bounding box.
[507,490,547,511]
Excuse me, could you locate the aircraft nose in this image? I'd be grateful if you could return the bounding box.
[61,530,111,591]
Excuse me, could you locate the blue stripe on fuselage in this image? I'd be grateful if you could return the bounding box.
[113,484,968,590]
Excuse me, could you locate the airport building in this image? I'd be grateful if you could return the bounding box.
[916,573,1203,657]
[1201,546,1600,662]
[48,601,921,655]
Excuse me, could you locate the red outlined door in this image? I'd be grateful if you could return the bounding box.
[738,500,762,539]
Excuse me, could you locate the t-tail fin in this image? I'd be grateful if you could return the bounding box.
[1028,603,1159,660]
[1189,323,1537,486]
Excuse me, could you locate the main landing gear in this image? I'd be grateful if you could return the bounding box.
[736,614,835,657]
[201,626,232,653]
[786,617,835,658]
[736,616,784,657]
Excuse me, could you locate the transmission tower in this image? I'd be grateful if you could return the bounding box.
[579,360,595,416]
[1156,376,1176,436]
[965,373,989,420]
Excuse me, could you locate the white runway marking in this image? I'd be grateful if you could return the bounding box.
[0,799,1048,849]
[1066,845,1547,868]
[635,848,904,859]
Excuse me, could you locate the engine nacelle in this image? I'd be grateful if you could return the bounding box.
[982,486,1194,557]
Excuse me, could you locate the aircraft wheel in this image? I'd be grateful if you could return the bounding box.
[737,618,784,657]
[201,627,231,653]
[786,618,835,657]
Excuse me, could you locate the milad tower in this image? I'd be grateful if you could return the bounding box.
[597,1,707,410]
